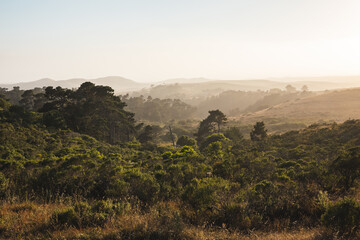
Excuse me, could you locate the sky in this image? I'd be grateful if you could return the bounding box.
[1,0,360,83]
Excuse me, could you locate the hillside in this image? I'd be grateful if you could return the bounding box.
[3,75,360,98]
[0,76,149,92]
[135,76,360,100]
[237,88,360,124]
[2,84,360,238]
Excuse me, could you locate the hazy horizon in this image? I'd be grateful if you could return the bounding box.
[1,0,360,83]
[3,74,360,85]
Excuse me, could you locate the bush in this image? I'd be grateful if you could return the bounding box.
[50,207,79,228]
[182,177,230,210]
[215,202,251,230]
[199,133,229,151]
[125,169,160,203]
[321,198,360,236]
[92,199,125,217]
[0,172,8,198]
[224,127,243,142]
[177,135,197,147]
[51,200,125,229]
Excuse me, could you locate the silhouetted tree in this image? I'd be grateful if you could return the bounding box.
[250,121,267,141]
[196,110,227,142]
[138,125,153,143]
[40,82,136,143]
[208,110,227,133]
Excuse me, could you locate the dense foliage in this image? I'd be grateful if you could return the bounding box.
[0,83,360,238]
[121,95,196,122]
[39,82,137,143]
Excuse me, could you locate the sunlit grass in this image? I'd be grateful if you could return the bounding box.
[0,201,329,240]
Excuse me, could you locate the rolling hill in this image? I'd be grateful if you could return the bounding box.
[2,75,360,96]
[136,76,360,100]
[236,88,360,124]
[0,76,149,92]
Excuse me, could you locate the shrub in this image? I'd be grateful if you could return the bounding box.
[125,169,160,203]
[321,198,360,236]
[0,172,8,198]
[215,202,251,230]
[51,200,124,229]
[199,133,229,151]
[177,135,197,147]
[92,199,125,216]
[50,207,79,228]
[224,127,243,142]
[172,146,198,160]
[182,177,230,210]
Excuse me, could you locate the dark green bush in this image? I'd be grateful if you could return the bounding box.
[51,200,124,229]
[125,169,160,203]
[182,177,230,210]
[176,135,197,147]
[50,207,79,228]
[215,202,251,230]
[199,133,229,151]
[92,200,124,217]
[0,172,8,198]
[321,198,360,236]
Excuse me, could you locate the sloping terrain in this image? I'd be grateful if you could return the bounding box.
[0,76,149,92]
[135,76,360,100]
[3,75,360,98]
[237,88,360,124]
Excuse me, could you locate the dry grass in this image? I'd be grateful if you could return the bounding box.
[236,88,360,125]
[246,229,323,240]
[0,202,328,240]
[0,202,59,238]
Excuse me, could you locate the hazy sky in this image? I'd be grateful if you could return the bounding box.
[1,0,360,83]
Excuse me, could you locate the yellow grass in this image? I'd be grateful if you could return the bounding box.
[0,202,325,240]
[237,88,360,125]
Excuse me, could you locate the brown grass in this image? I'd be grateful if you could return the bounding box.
[0,202,327,240]
[236,88,360,125]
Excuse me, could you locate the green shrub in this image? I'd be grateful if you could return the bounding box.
[182,177,230,210]
[321,198,360,235]
[51,200,124,229]
[215,202,251,230]
[176,135,197,147]
[74,201,92,226]
[92,200,125,216]
[205,141,224,162]
[104,179,129,198]
[51,207,79,228]
[199,133,229,151]
[0,172,8,198]
[125,169,160,203]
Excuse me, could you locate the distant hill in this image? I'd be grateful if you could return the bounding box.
[269,75,360,91]
[2,75,360,98]
[270,75,360,83]
[236,88,360,124]
[162,77,216,84]
[0,76,150,92]
[136,76,360,100]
